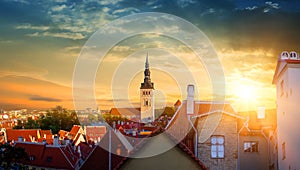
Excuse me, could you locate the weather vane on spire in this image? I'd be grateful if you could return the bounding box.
[145,52,149,69]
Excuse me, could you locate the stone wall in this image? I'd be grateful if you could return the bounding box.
[197,113,238,170]
[239,134,269,170]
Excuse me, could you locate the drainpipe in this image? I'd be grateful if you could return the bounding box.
[188,115,198,158]
[109,129,111,170]
[237,116,249,170]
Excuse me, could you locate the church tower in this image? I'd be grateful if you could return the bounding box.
[140,53,154,123]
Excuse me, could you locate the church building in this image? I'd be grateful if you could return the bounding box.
[108,54,155,123]
[140,54,155,123]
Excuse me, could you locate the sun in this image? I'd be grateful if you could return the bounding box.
[236,84,257,103]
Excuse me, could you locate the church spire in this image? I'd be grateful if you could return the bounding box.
[145,52,149,69]
[140,53,154,89]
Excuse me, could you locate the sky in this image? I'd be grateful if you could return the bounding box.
[0,0,299,112]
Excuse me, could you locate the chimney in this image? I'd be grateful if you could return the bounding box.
[18,136,24,142]
[65,138,70,145]
[78,146,82,157]
[187,84,194,114]
[53,135,59,146]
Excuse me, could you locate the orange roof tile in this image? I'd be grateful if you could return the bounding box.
[6,129,41,142]
[85,126,106,142]
[109,108,140,117]
[174,99,182,106]
[69,125,82,137]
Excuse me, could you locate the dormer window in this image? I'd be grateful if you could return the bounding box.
[46,156,53,162]
[29,155,35,161]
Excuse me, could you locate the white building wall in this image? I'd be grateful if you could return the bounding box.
[277,64,300,170]
[140,89,154,123]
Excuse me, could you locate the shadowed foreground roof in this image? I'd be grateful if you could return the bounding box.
[80,130,129,170]
[120,133,205,170]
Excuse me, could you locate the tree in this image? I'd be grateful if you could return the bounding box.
[24,117,39,129]
[13,120,24,129]
[39,106,80,134]
[13,106,80,134]
[13,118,40,130]
[0,143,28,168]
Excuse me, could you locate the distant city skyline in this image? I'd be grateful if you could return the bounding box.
[0,0,299,111]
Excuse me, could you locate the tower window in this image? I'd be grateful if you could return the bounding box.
[145,100,148,106]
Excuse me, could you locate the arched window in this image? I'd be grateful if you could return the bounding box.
[281,51,289,60]
[290,51,298,59]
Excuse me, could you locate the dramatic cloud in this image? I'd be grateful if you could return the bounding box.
[29,95,62,102]
[26,31,85,40]
[51,4,67,12]
[15,24,50,31]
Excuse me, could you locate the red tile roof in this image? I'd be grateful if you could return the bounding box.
[77,142,94,160]
[6,129,42,142]
[85,126,106,142]
[15,142,80,170]
[80,130,129,170]
[69,125,82,137]
[174,99,182,106]
[40,130,52,136]
[59,130,69,138]
[68,125,85,145]
[109,108,140,118]
[195,101,236,115]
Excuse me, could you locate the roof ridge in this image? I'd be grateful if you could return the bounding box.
[165,132,208,170]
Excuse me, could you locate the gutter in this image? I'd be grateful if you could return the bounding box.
[237,116,249,170]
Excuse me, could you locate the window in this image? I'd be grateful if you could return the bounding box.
[29,155,35,161]
[282,142,286,160]
[211,136,224,158]
[244,141,258,152]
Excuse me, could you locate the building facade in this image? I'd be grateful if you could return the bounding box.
[273,51,300,170]
[166,84,278,170]
[238,109,277,170]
